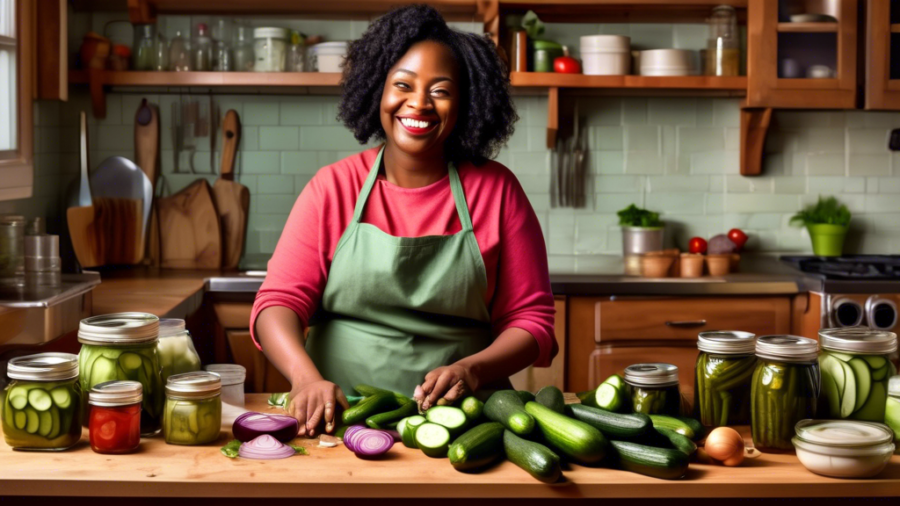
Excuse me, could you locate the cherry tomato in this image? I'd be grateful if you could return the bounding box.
[554,48,581,74]
[688,237,708,254]
[728,228,748,251]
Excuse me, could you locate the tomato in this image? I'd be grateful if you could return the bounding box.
[553,54,581,74]
[89,404,141,454]
[688,237,708,254]
[728,228,748,251]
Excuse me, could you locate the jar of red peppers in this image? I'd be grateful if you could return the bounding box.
[88,381,142,454]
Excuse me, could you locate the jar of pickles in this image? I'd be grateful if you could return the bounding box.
[157,318,201,385]
[78,313,163,436]
[624,363,682,415]
[694,331,757,427]
[751,335,820,453]
[164,371,222,445]
[88,381,142,454]
[2,353,82,451]
[818,327,898,422]
[887,376,900,444]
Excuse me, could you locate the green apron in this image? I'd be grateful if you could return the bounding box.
[305,147,494,396]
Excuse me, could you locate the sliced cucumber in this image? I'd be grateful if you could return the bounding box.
[595,383,624,412]
[847,358,871,413]
[851,382,887,422]
[415,422,451,458]
[89,357,117,386]
[604,374,626,390]
[400,415,427,449]
[886,397,900,440]
[14,410,26,430]
[822,373,841,417]
[839,361,856,418]
[37,410,53,437]
[27,389,52,412]
[460,396,484,422]
[8,386,29,410]
[24,407,39,434]
[119,352,143,371]
[47,407,61,440]
[872,365,889,381]
[49,387,72,410]
[425,406,468,435]
[862,355,887,370]
[830,352,854,362]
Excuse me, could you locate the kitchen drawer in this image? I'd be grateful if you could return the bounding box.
[589,345,699,409]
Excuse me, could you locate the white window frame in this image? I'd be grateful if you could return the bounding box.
[0,0,33,202]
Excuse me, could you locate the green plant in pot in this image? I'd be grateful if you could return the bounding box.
[790,196,851,257]
[618,204,664,274]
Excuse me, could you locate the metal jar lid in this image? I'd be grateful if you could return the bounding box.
[78,313,160,345]
[158,318,187,339]
[7,353,79,381]
[818,327,898,355]
[755,335,819,362]
[698,331,757,355]
[166,371,221,399]
[89,380,143,407]
[624,363,679,387]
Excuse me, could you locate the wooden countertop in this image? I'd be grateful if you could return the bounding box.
[89,268,215,317]
[2,395,899,499]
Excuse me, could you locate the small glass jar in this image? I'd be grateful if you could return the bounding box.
[0,215,26,278]
[286,30,305,72]
[706,5,740,76]
[157,318,201,385]
[88,381,142,454]
[818,327,898,422]
[254,27,289,72]
[204,364,246,407]
[792,419,895,478]
[133,24,156,71]
[693,331,757,427]
[233,23,255,72]
[2,353,82,451]
[751,335,820,453]
[887,377,900,445]
[624,363,681,416]
[78,313,163,436]
[164,372,222,445]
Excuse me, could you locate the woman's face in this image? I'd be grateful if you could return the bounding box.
[380,40,460,159]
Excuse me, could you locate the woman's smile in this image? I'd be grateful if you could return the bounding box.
[397,115,440,136]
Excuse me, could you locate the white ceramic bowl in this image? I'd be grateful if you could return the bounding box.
[581,36,631,76]
[639,49,695,76]
[792,420,895,479]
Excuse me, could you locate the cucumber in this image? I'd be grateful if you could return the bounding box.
[595,383,625,412]
[400,415,427,449]
[576,390,598,408]
[516,391,535,404]
[565,403,651,439]
[460,396,484,422]
[830,352,854,362]
[862,355,887,369]
[847,358,871,413]
[654,427,697,457]
[448,422,505,472]
[353,384,412,405]
[535,386,566,414]
[610,440,689,480]
[415,422,451,458]
[37,410,53,437]
[49,387,72,410]
[27,389,52,412]
[604,374,626,390]
[839,361,857,418]
[14,410,26,430]
[342,392,398,425]
[648,415,698,441]
[366,401,418,430]
[24,407,39,434]
[851,381,887,421]
[47,407,61,440]
[8,387,28,410]
[525,401,607,465]
[503,429,562,483]
[119,352,143,371]
[674,416,705,440]
[872,365,889,381]
[426,406,468,435]
[822,369,841,417]
[484,390,535,436]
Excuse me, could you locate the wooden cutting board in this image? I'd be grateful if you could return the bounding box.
[212,109,250,270]
[66,198,143,267]
[67,206,101,268]
[135,98,161,266]
[158,179,222,269]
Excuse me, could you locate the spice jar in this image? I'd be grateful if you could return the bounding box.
[164,372,222,445]
[78,313,163,436]
[694,331,757,427]
[157,318,201,385]
[624,363,682,416]
[2,353,82,451]
[751,335,820,453]
[88,381,142,454]
[818,327,898,421]
[706,5,739,76]
[253,27,288,72]
[886,376,900,445]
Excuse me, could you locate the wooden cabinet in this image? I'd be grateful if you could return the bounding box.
[865,0,900,109]
[510,297,567,392]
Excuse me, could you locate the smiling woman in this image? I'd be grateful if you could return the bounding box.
[252,4,556,439]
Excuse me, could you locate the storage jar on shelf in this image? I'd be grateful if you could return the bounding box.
[693,331,757,427]
[157,318,201,385]
[818,327,897,422]
[2,353,82,451]
[88,380,142,454]
[624,363,682,416]
[751,335,820,453]
[254,27,289,72]
[164,371,222,445]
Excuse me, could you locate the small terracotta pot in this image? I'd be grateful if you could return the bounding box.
[706,254,731,276]
[680,253,704,278]
[641,254,674,278]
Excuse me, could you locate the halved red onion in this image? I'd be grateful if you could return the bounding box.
[238,435,297,460]
[233,412,300,443]
[351,429,395,459]
[342,425,366,452]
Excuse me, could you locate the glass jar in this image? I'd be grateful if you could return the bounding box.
[193,22,213,72]
[0,215,25,278]
[254,27,288,72]
[157,318,201,385]
[78,313,163,436]
[286,30,306,72]
[169,30,191,71]
[233,23,255,71]
[133,24,156,71]
[819,327,898,422]
[204,364,246,406]
[706,5,739,76]
[88,380,142,454]
[624,363,681,416]
[887,376,900,445]
[694,331,757,427]
[751,335,820,453]
[792,419,895,478]
[153,29,169,71]
[164,371,222,445]
[2,353,82,451]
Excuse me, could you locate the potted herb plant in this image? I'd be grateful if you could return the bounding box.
[618,204,664,267]
[790,196,851,257]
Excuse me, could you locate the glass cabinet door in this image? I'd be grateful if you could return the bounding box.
[865,0,900,109]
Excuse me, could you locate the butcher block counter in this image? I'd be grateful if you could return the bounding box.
[1,395,899,501]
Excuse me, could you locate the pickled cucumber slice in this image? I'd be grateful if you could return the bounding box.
[830,352,854,362]
[822,373,841,417]
[839,361,856,418]
[14,410,26,430]
[8,387,28,410]
[820,354,845,408]
[141,356,156,395]
[27,389,52,412]
[119,353,143,371]
[47,407,61,439]
[872,365,889,381]
[38,410,53,437]
[847,358,871,413]
[89,357,117,386]
[861,355,887,370]
[49,387,72,410]
[24,408,39,434]
[851,382,887,421]
[3,401,13,428]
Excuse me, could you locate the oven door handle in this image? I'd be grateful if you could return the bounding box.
[665,320,707,328]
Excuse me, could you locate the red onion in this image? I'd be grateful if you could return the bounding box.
[386,429,402,442]
[342,425,366,452]
[349,428,395,459]
[238,435,298,460]
[233,412,300,443]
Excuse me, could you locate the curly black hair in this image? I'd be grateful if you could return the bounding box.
[337,4,518,165]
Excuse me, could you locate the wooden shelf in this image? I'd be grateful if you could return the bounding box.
[776,22,839,33]
[891,23,900,33]
[68,70,343,87]
[499,0,746,23]
[510,72,747,91]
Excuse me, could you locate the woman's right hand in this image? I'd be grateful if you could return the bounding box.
[287,379,350,437]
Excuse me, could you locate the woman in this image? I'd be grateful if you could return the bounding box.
[252,4,556,437]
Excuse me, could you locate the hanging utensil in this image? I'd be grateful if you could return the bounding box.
[572,103,585,208]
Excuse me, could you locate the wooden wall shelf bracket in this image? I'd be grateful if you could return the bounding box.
[546,87,559,149]
[739,106,772,176]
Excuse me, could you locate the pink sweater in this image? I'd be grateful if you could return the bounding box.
[251,147,558,367]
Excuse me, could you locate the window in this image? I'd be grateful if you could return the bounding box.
[0,0,18,153]
[0,0,33,201]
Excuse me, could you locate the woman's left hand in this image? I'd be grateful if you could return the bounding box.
[415,363,478,411]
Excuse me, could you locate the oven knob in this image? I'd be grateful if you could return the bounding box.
[866,297,898,330]
[832,298,864,327]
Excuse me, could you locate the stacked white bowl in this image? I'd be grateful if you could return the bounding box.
[638,49,695,76]
[580,35,631,76]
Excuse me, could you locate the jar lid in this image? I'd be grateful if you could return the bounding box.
[755,334,818,362]
[166,371,221,398]
[78,313,160,345]
[89,380,143,407]
[890,376,900,397]
[254,27,289,40]
[819,327,898,355]
[204,364,246,386]
[698,331,756,354]
[794,419,894,450]
[7,353,78,381]
[624,363,679,386]
[158,318,187,338]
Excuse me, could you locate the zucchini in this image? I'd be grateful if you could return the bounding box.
[399,415,427,449]
[610,440,689,480]
[425,406,468,436]
[516,391,536,404]
[460,396,484,422]
[353,384,412,405]
[366,401,418,430]
[484,390,535,436]
[342,392,398,425]
[415,422,451,458]
[535,386,566,414]
[649,415,703,441]
[655,427,697,457]
[503,429,562,483]
[448,422,505,472]
[565,403,651,439]
[524,401,607,465]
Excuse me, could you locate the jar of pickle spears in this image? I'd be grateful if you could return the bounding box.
[751,335,820,453]
[2,353,82,451]
[694,331,757,427]
[624,363,682,416]
[164,371,222,445]
[78,313,163,436]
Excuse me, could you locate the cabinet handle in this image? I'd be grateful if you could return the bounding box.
[665,320,707,328]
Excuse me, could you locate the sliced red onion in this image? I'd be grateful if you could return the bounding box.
[351,429,395,459]
[233,412,300,443]
[239,435,297,460]
[385,429,402,442]
[342,425,366,452]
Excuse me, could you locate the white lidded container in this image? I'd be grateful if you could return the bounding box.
[204,363,246,407]
[792,419,895,478]
[253,27,289,72]
[310,41,349,73]
[639,49,695,76]
[580,35,630,76]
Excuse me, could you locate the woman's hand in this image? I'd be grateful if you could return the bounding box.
[287,380,350,437]
[415,363,478,411]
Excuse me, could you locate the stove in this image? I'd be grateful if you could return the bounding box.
[781,255,900,280]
